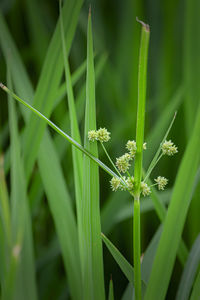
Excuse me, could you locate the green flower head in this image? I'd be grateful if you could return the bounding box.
[126,140,137,157]
[161,140,178,156]
[154,176,168,190]
[110,176,121,191]
[97,128,111,142]
[116,153,131,173]
[88,130,98,142]
[140,181,151,196]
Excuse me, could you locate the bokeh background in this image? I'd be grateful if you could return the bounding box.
[0,0,200,299]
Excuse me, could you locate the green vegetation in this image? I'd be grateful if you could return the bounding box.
[0,1,200,299]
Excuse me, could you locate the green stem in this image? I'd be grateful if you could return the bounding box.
[134,198,141,300]
[100,142,128,188]
[0,83,118,179]
[133,19,150,300]
[144,153,163,182]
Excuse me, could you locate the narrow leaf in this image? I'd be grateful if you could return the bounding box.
[101,233,134,285]
[8,74,37,300]
[108,278,114,300]
[144,104,200,300]
[176,234,200,300]
[80,10,105,299]
[190,268,200,300]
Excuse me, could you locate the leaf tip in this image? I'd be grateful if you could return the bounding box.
[88,4,91,19]
[0,82,5,90]
[136,17,150,32]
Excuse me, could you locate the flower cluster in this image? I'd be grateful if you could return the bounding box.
[110,176,135,195]
[126,140,147,158]
[161,140,178,156]
[110,176,151,197]
[126,140,137,157]
[154,176,168,190]
[115,140,147,174]
[116,153,132,173]
[140,182,151,196]
[88,128,111,143]
[88,128,178,198]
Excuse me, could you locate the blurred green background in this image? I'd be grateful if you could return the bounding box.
[0,0,200,299]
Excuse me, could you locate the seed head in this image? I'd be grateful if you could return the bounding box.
[126,140,137,157]
[126,176,134,191]
[154,176,168,190]
[119,177,127,191]
[161,140,178,156]
[140,181,151,196]
[116,153,131,173]
[143,142,147,150]
[97,128,111,142]
[88,130,98,142]
[110,176,121,191]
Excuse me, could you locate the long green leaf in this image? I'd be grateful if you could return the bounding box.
[190,268,200,300]
[8,73,37,300]
[38,131,82,300]
[0,15,83,299]
[144,104,200,300]
[141,226,162,283]
[80,10,105,299]
[183,0,200,248]
[59,0,83,253]
[0,83,118,179]
[25,0,49,68]
[0,155,11,289]
[22,0,83,181]
[101,233,134,286]
[176,234,200,300]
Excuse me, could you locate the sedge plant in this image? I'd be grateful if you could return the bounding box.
[0,17,180,300]
[1,2,200,300]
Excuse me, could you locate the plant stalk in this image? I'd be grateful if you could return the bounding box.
[133,19,150,300]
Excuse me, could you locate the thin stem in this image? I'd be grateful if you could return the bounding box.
[0,83,118,179]
[134,198,141,300]
[100,142,128,188]
[133,19,150,300]
[126,170,133,180]
[150,183,158,187]
[143,153,163,182]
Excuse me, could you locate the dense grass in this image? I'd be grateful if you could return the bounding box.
[0,1,200,299]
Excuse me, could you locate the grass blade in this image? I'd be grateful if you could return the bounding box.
[25,0,49,68]
[144,104,200,300]
[0,18,83,298]
[101,233,134,286]
[146,176,188,265]
[0,155,11,248]
[190,268,200,300]
[38,131,82,300]
[59,0,83,252]
[0,83,118,179]
[176,234,200,300]
[80,9,105,299]
[0,155,11,292]
[22,0,83,180]
[141,226,162,283]
[134,19,150,300]
[8,73,37,300]
[108,278,114,300]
